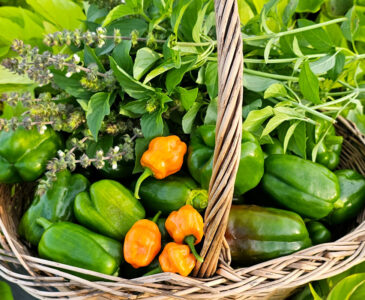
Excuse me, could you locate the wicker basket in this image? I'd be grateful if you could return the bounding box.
[1,0,365,299]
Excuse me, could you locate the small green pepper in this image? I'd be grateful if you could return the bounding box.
[262,138,284,159]
[0,126,62,183]
[306,221,332,245]
[37,218,123,278]
[74,180,145,240]
[188,125,264,196]
[327,169,365,225]
[307,118,343,170]
[226,205,312,265]
[18,170,89,246]
[262,154,340,219]
[138,176,208,215]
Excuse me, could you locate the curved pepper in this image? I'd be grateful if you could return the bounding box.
[306,221,331,245]
[134,135,187,199]
[327,169,365,225]
[225,205,312,265]
[159,242,196,276]
[138,176,208,215]
[0,126,62,183]
[37,218,123,279]
[74,180,145,240]
[18,170,89,246]
[188,125,264,196]
[262,154,340,219]
[165,205,204,262]
[307,118,343,170]
[124,212,162,269]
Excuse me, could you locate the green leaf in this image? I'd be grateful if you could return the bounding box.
[243,99,262,119]
[296,0,325,13]
[205,62,218,99]
[133,48,161,81]
[341,6,365,43]
[112,40,133,76]
[86,92,112,141]
[177,87,198,111]
[261,113,294,137]
[141,111,164,139]
[192,1,210,43]
[84,46,106,72]
[292,121,307,159]
[182,102,202,134]
[243,106,274,133]
[120,98,148,116]
[26,0,85,30]
[297,19,333,51]
[282,0,299,26]
[264,83,287,99]
[52,71,93,99]
[133,138,151,174]
[77,99,88,111]
[327,273,365,300]
[328,52,345,81]
[166,58,196,93]
[0,282,13,300]
[110,56,155,99]
[243,74,280,92]
[102,1,141,26]
[299,61,321,104]
[171,0,192,35]
[205,97,218,125]
[143,60,177,84]
[264,38,276,63]
[283,121,299,153]
[309,54,336,75]
[0,66,34,85]
[238,0,255,25]
[309,283,323,300]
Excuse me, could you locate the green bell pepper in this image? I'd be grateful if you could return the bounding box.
[18,170,89,246]
[226,205,312,265]
[262,138,284,159]
[0,126,62,183]
[306,221,332,245]
[262,154,340,219]
[327,169,365,225]
[307,118,343,170]
[74,180,145,240]
[37,218,122,278]
[138,176,208,215]
[188,125,264,196]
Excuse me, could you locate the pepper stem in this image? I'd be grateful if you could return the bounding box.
[36,217,52,230]
[152,211,162,223]
[187,189,209,211]
[134,168,154,199]
[334,199,345,209]
[184,235,204,263]
[143,266,162,276]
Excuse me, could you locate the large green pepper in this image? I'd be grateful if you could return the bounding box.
[225,205,312,265]
[0,126,62,183]
[37,218,122,278]
[262,154,340,219]
[327,169,365,225]
[188,125,264,196]
[306,221,332,245]
[74,180,145,240]
[18,170,89,246]
[138,176,208,215]
[307,118,343,170]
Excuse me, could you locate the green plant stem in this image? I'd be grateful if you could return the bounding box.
[291,102,335,123]
[312,92,357,109]
[243,17,347,42]
[244,69,299,81]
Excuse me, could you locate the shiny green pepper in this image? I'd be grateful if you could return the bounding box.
[37,218,123,278]
[306,221,331,245]
[225,205,312,265]
[307,118,343,170]
[327,169,365,225]
[262,138,284,159]
[18,170,89,246]
[74,180,145,240]
[0,126,62,183]
[138,176,208,215]
[262,154,340,219]
[188,125,264,196]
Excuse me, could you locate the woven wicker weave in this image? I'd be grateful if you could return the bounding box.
[1,0,365,299]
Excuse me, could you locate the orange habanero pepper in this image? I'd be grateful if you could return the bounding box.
[124,213,161,268]
[159,242,196,276]
[165,205,204,262]
[134,135,187,199]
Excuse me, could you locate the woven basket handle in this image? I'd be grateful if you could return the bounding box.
[193,0,243,277]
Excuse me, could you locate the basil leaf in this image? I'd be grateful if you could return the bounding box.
[309,54,336,75]
[297,19,333,51]
[84,46,106,72]
[182,102,202,134]
[103,0,142,26]
[205,97,218,125]
[52,71,93,100]
[244,74,280,92]
[112,40,133,76]
[296,0,325,13]
[177,87,198,111]
[264,83,287,99]
[133,47,161,81]
[141,110,164,139]
[327,273,365,300]
[243,106,274,133]
[133,138,151,174]
[86,92,112,141]
[205,62,218,99]
[299,61,321,104]
[166,58,196,93]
